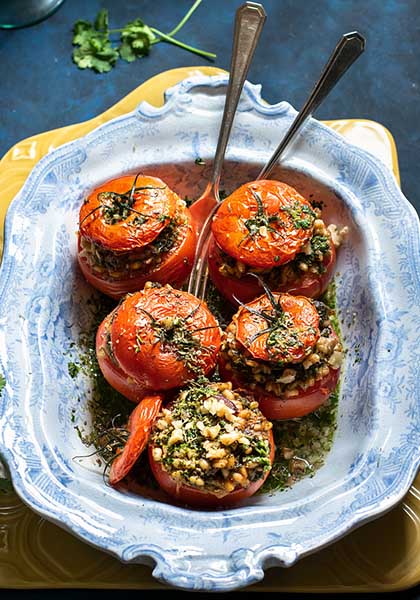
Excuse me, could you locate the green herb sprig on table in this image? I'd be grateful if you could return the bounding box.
[72,1,216,73]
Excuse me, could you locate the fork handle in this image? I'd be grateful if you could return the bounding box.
[258,31,365,180]
[211,2,266,189]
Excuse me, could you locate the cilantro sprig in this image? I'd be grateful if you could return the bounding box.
[72,1,216,73]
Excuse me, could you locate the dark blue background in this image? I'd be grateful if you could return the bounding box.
[1,0,420,213]
[1,0,420,598]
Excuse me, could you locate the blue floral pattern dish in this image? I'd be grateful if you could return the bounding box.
[0,75,419,592]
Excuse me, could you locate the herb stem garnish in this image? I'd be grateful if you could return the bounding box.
[136,307,211,375]
[239,189,284,247]
[72,2,216,74]
[73,422,130,484]
[235,276,304,359]
[80,176,167,227]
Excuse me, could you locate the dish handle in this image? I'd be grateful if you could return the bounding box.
[133,74,266,119]
[122,543,298,590]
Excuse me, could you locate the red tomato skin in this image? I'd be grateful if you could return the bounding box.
[148,429,274,508]
[218,355,340,420]
[78,209,196,299]
[207,236,336,307]
[96,316,147,403]
[109,394,164,485]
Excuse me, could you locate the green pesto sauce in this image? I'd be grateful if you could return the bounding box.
[68,280,341,495]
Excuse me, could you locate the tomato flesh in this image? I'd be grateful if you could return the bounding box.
[96,285,221,402]
[211,180,315,269]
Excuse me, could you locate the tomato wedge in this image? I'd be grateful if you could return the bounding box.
[148,430,275,508]
[109,394,163,485]
[96,284,221,401]
[211,180,315,269]
[78,174,196,299]
[207,234,336,306]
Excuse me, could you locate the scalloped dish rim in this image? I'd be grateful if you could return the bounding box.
[0,74,419,592]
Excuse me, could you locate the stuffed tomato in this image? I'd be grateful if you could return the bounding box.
[78,174,196,298]
[218,289,343,420]
[148,380,275,508]
[96,283,221,403]
[208,179,346,305]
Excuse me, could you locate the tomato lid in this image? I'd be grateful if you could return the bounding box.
[235,292,320,364]
[110,285,221,390]
[211,180,316,268]
[79,174,178,252]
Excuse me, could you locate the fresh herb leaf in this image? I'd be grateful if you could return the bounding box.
[68,362,80,379]
[72,30,119,73]
[119,19,156,62]
[72,2,216,73]
[73,20,95,46]
[0,373,5,395]
[94,8,108,32]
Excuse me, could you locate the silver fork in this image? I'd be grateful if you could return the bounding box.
[186,1,266,294]
[189,31,366,300]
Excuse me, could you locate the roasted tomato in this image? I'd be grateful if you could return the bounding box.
[218,291,343,420]
[78,174,196,299]
[96,283,221,403]
[148,381,275,508]
[209,179,338,305]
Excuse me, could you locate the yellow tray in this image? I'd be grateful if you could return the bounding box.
[0,67,417,593]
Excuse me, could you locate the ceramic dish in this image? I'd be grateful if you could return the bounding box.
[0,74,419,592]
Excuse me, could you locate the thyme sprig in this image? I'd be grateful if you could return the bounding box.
[235,274,304,360]
[135,305,218,375]
[239,190,284,247]
[80,175,167,227]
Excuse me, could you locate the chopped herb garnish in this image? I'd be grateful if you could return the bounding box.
[239,189,284,247]
[146,314,210,375]
[68,362,80,379]
[280,201,316,229]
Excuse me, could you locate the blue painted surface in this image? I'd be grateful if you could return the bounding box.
[0,0,419,213]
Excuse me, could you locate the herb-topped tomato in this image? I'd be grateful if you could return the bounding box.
[148,380,275,508]
[218,289,343,420]
[209,180,343,305]
[96,283,221,402]
[78,174,196,298]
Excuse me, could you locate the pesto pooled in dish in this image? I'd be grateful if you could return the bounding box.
[208,179,348,305]
[149,380,273,499]
[77,174,196,299]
